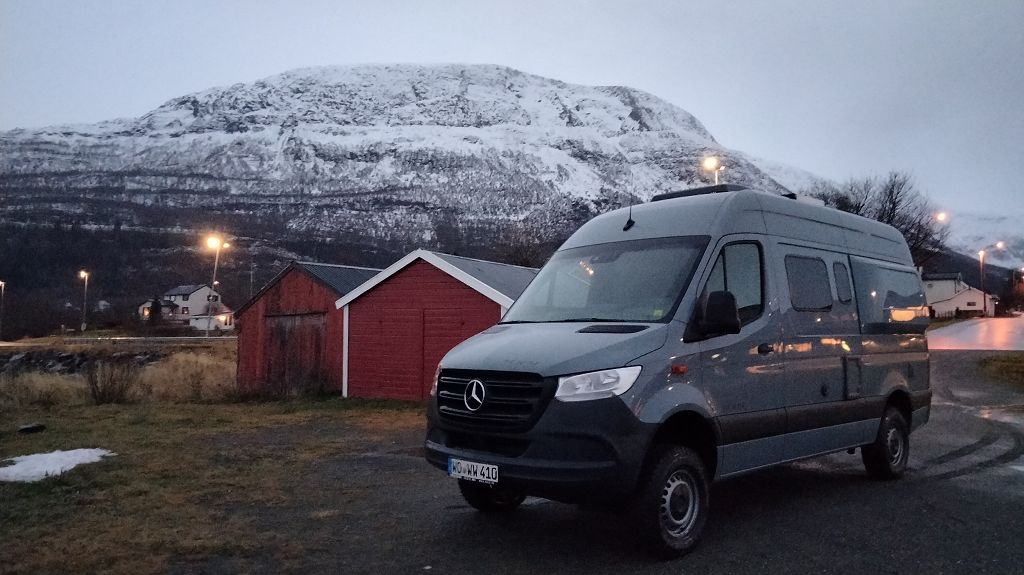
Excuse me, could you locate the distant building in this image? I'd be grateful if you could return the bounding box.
[137,284,227,325]
[189,312,235,332]
[922,272,995,318]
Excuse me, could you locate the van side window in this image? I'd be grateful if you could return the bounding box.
[849,258,928,334]
[833,262,853,303]
[785,255,832,311]
[704,243,763,325]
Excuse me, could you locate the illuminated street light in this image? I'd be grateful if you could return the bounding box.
[78,270,89,332]
[204,236,230,337]
[702,156,725,185]
[935,212,948,223]
[977,241,1006,317]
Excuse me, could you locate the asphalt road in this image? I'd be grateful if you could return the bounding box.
[175,351,1024,574]
[929,317,1024,350]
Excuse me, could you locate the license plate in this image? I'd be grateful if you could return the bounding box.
[448,457,499,484]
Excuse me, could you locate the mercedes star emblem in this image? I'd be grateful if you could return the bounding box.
[464,379,486,412]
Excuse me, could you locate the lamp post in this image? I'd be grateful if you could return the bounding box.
[0,280,5,341]
[977,241,1006,318]
[702,156,725,185]
[78,270,89,332]
[205,236,230,336]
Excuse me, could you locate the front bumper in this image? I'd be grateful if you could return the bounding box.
[425,396,654,503]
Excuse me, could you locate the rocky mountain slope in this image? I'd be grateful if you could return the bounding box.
[1,64,811,256]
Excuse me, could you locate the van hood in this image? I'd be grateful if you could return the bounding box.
[440,322,671,377]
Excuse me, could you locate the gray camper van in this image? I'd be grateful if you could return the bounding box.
[425,185,930,556]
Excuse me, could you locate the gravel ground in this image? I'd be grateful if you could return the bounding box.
[168,351,1024,574]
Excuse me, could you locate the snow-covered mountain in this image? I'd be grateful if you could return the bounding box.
[1,64,803,255]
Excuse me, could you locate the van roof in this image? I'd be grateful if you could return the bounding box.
[560,189,914,266]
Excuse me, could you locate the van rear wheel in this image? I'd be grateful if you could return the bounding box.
[862,406,909,480]
[632,445,709,558]
[458,480,525,513]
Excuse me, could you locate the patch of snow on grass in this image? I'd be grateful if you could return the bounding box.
[0,449,116,482]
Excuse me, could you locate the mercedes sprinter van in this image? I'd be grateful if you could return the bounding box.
[425,184,931,556]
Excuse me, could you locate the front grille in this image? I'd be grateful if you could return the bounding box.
[437,369,554,432]
[445,431,531,458]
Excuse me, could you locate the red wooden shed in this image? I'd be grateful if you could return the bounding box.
[334,249,538,401]
[235,261,380,394]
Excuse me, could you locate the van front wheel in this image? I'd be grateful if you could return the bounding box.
[862,406,909,480]
[633,445,709,558]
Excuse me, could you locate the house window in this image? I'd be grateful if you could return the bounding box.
[182,307,189,315]
[927,283,934,288]
[967,301,977,307]
[169,295,176,301]
[182,294,189,301]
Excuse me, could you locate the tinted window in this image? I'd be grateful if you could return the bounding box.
[504,236,709,323]
[849,258,928,334]
[834,262,853,303]
[785,255,832,311]
[703,242,763,325]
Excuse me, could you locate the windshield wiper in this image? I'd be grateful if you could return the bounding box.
[498,320,541,324]
[554,318,632,323]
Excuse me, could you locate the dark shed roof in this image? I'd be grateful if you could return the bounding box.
[433,253,539,300]
[235,261,381,318]
[294,262,381,295]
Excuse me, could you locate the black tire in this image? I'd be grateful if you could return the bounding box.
[632,445,709,558]
[458,480,526,513]
[862,406,910,480]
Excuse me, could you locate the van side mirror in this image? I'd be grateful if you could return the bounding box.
[699,291,741,337]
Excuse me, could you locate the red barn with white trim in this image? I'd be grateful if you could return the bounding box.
[335,250,538,401]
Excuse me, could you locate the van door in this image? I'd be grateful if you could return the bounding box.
[776,244,863,458]
[695,237,787,477]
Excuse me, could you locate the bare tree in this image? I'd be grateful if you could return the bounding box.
[807,171,948,265]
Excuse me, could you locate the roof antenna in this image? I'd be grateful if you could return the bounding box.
[622,189,635,231]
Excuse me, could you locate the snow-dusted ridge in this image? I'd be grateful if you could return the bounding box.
[0,64,813,249]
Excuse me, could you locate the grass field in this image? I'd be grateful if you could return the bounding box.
[0,399,424,574]
[978,353,1024,388]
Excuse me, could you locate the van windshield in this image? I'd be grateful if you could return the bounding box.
[503,236,709,323]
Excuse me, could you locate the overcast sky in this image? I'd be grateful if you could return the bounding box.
[2,0,1022,215]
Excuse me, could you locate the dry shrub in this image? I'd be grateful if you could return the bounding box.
[140,352,237,403]
[0,372,90,410]
[87,360,142,405]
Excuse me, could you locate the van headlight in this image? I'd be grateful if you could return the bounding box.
[555,366,642,402]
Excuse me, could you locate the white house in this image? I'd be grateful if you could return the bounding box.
[138,284,226,325]
[923,272,996,318]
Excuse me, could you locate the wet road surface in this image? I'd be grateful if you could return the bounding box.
[929,317,1024,350]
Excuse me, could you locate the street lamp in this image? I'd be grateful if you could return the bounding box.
[0,280,5,341]
[702,156,725,185]
[78,270,89,332]
[935,212,948,223]
[977,241,1006,317]
[205,236,230,336]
